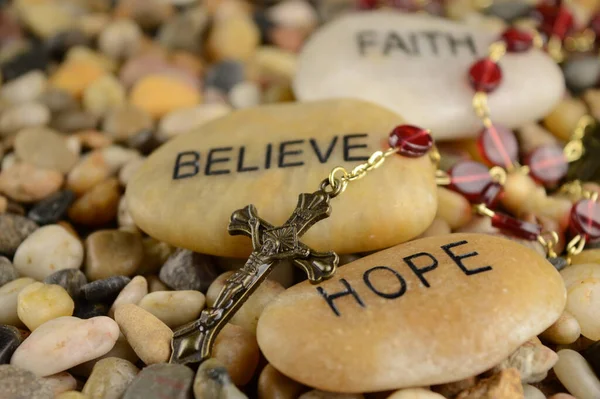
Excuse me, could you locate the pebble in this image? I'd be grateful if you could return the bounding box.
[0,163,64,203]
[97,19,142,61]
[17,282,74,331]
[157,103,231,141]
[432,378,477,398]
[70,332,139,377]
[10,316,119,377]
[66,151,111,195]
[0,256,18,287]
[560,263,600,340]
[73,300,109,319]
[129,74,202,120]
[82,357,139,399]
[299,391,363,399]
[387,389,445,399]
[67,178,121,226]
[0,101,50,136]
[28,190,76,225]
[44,269,88,299]
[257,233,565,392]
[204,61,245,93]
[147,275,170,292]
[127,99,437,257]
[435,187,473,229]
[543,97,588,141]
[109,276,147,317]
[119,157,145,186]
[81,276,131,303]
[83,75,126,117]
[0,364,54,399]
[194,358,248,399]
[516,123,558,154]
[41,371,77,396]
[208,14,260,62]
[492,339,558,383]
[17,2,75,39]
[49,59,106,98]
[229,81,261,109]
[37,88,78,115]
[268,0,318,29]
[294,11,564,140]
[522,384,545,399]
[138,290,205,328]
[85,230,144,281]
[56,392,86,399]
[103,105,153,142]
[455,368,523,398]
[554,349,600,399]
[0,325,24,364]
[114,303,173,365]
[258,363,305,399]
[45,29,89,61]
[562,55,600,93]
[14,127,77,173]
[570,248,600,265]
[158,7,209,53]
[540,311,581,345]
[213,323,260,386]
[13,224,84,281]
[208,272,284,333]
[123,363,194,399]
[0,70,46,104]
[0,277,36,326]
[138,237,173,275]
[0,214,38,257]
[159,249,218,292]
[51,110,99,133]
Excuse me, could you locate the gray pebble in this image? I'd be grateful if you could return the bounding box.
[0,214,38,257]
[44,268,88,298]
[51,110,99,133]
[81,276,131,303]
[194,358,247,399]
[0,325,24,365]
[0,365,54,399]
[0,256,19,288]
[28,190,76,225]
[158,7,208,53]
[123,363,194,399]
[563,56,600,93]
[205,61,245,94]
[159,249,218,292]
[37,88,78,115]
[484,1,532,21]
[74,300,110,319]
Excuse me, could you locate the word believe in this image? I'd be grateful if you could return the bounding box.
[316,240,492,317]
[172,134,370,179]
[356,30,478,57]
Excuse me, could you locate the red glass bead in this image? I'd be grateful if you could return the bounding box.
[448,160,492,202]
[533,3,574,40]
[570,199,600,242]
[491,212,543,240]
[525,145,568,186]
[501,28,534,53]
[477,182,503,209]
[468,58,502,93]
[477,124,519,169]
[357,0,379,9]
[388,125,433,157]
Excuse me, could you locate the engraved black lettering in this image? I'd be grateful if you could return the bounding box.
[173,151,200,180]
[237,146,259,173]
[279,140,305,168]
[205,147,232,175]
[363,266,407,299]
[317,279,365,317]
[403,252,438,288]
[441,240,492,276]
[383,31,412,55]
[310,136,338,163]
[447,33,477,56]
[343,134,369,161]
[422,31,442,55]
[265,143,272,169]
[408,32,420,55]
[357,30,377,56]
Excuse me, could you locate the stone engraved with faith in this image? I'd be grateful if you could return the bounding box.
[169,140,426,364]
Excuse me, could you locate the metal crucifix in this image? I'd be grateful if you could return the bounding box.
[170,189,339,365]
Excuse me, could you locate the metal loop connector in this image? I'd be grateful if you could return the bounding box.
[566,234,587,265]
[537,231,559,259]
[488,41,507,62]
[489,166,507,185]
[435,169,451,186]
[564,140,584,162]
[473,203,495,218]
[472,92,491,121]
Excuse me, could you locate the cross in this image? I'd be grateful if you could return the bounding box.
[170,189,339,365]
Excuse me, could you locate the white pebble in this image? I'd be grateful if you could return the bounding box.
[522,384,545,399]
[554,349,600,399]
[0,71,47,104]
[109,276,148,318]
[229,81,261,109]
[0,277,36,326]
[138,290,205,328]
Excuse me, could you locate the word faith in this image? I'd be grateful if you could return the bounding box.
[356,30,478,57]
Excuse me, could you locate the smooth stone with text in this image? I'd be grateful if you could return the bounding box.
[294,11,564,140]
[257,233,566,392]
[127,99,437,257]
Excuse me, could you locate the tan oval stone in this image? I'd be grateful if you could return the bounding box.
[17,282,74,331]
[387,388,445,399]
[14,127,78,174]
[0,163,64,203]
[68,178,121,226]
[138,290,205,328]
[42,371,77,396]
[257,233,566,392]
[66,151,111,195]
[0,277,36,326]
[82,357,139,399]
[540,311,581,345]
[213,323,260,386]
[127,99,437,257]
[84,230,144,281]
[109,276,148,318]
[571,248,600,265]
[129,74,201,119]
[258,364,306,399]
[554,349,600,399]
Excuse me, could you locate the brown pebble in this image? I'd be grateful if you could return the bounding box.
[85,230,144,281]
[68,178,120,226]
[258,363,306,399]
[0,163,64,203]
[66,151,111,195]
[213,323,260,386]
[74,130,114,150]
[103,105,153,142]
[14,127,77,173]
[543,97,588,141]
[435,186,472,230]
[146,274,170,292]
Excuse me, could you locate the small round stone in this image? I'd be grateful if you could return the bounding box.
[563,56,600,93]
[436,187,473,229]
[387,388,445,399]
[97,19,142,61]
[207,14,260,62]
[82,75,126,117]
[194,358,247,399]
[50,110,99,133]
[123,363,193,399]
[44,269,88,299]
[204,61,245,93]
[0,163,64,203]
[13,225,84,281]
[159,249,218,292]
[67,178,121,226]
[0,365,54,399]
[80,276,131,303]
[0,71,47,104]
[82,357,139,399]
[137,238,173,275]
[540,311,581,345]
[114,304,173,365]
[0,278,36,326]
[388,125,433,158]
[554,349,600,399]
[129,75,201,119]
[258,363,305,399]
[543,97,588,141]
[49,59,107,98]
[0,102,51,136]
[139,290,205,329]
[28,191,76,226]
[37,88,78,114]
[229,81,261,109]
[66,152,111,196]
[84,230,144,281]
[14,127,78,173]
[73,301,109,319]
[17,282,75,331]
[0,214,38,257]
[0,256,19,288]
[109,276,148,318]
[103,105,153,142]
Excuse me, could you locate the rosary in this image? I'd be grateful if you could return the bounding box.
[169,0,600,365]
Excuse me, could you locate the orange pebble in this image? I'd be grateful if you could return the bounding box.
[49,60,106,98]
[129,74,201,119]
